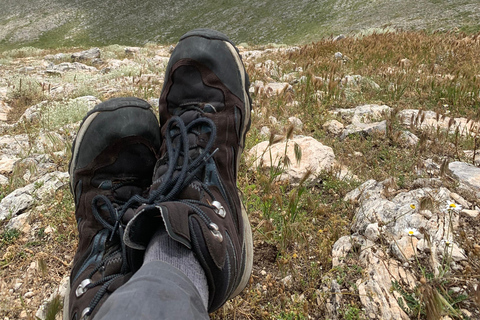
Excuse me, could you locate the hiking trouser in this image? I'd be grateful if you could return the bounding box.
[94,260,210,320]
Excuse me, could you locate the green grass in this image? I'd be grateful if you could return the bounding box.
[0,0,479,50]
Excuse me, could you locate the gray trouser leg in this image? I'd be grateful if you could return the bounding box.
[93,260,209,320]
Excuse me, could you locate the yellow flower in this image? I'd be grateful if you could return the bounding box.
[292,253,298,259]
[410,204,416,210]
[405,228,419,237]
[446,201,462,212]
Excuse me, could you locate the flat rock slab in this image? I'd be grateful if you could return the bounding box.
[248,136,336,183]
[448,161,480,191]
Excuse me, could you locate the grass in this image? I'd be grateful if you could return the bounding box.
[0,29,480,318]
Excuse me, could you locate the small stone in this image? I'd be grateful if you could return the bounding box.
[281,275,293,287]
[268,116,278,125]
[364,223,380,242]
[461,309,472,317]
[71,47,100,61]
[125,47,141,55]
[0,174,8,185]
[323,120,344,136]
[24,291,35,298]
[334,52,343,59]
[416,239,431,253]
[13,280,22,291]
[288,116,303,130]
[333,34,345,42]
[44,226,53,234]
[460,209,479,218]
[0,157,19,174]
[260,126,271,137]
[19,310,28,318]
[260,269,267,276]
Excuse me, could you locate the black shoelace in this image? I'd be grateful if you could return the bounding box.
[82,110,220,318]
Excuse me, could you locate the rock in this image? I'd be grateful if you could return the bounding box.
[0,174,8,185]
[0,191,34,219]
[125,47,141,55]
[341,75,380,89]
[248,136,336,183]
[398,109,480,137]
[332,104,390,139]
[0,100,12,122]
[268,116,278,125]
[333,34,345,41]
[71,47,101,61]
[288,116,303,130]
[18,66,35,74]
[260,126,271,137]
[280,275,293,288]
[357,249,411,320]
[44,53,69,61]
[323,120,344,136]
[0,171,69,220]
[36,276,69,320]
[364,223,380,242]
[341,120,386,139]
[334,52,343,59]
[400,131,419,146]
[399,58,412,68]
[391,236,419,262]
[5,212,31,232]
[333,104,391,121]
[448,161,480,191]
[52,62,97,72]
[0,157,19,174]
[460,209,479,218]
[411,178,443,189]
[18,101,47,124]
[264,82,292,96]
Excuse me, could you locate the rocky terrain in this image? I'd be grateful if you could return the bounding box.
[1,30,480,319]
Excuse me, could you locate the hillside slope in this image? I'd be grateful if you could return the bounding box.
[0,0,479,48]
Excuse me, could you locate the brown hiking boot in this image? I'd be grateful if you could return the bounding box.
[124,28,253,312]
[64,98,161,319]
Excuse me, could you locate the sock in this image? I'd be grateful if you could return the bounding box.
[144,228,209,309]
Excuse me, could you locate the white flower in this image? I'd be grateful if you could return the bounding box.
[446,201,462,212]
[405,227,419,237]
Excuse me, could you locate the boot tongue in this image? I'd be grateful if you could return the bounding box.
[178,109,202,124]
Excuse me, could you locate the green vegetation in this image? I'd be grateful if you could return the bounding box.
[0,0,479,50]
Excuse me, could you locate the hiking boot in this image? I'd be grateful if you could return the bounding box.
[124,28,253,312]
[64,97,161,320]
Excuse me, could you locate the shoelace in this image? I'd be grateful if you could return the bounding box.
[81,109,222,318]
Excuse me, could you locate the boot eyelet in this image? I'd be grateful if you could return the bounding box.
[212,201,226,218]
[81,307,91,320]
[75,279,92,297]
[209,223,224,242]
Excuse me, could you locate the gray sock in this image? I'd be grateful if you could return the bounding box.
[144,228,209,309]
